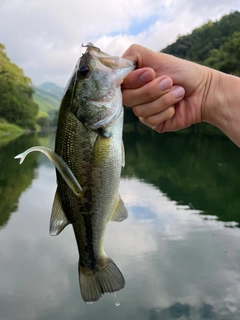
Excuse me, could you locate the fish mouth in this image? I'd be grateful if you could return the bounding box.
[116,58,136,85]
[84,43,136,84]
[63,44,136,98]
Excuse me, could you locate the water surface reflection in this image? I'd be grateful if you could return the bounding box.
[0,134,39,228]
[1,131,240,319]
[123,128,240,226]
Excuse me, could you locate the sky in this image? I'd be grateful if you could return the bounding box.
[1,0,240,87]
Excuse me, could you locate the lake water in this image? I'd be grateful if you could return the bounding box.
[1,127,240,319]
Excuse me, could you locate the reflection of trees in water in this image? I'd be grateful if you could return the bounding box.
[145,301,239,319]
[0,134,39,228]
[122,126,240,226]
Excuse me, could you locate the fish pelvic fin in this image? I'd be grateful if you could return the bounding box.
[50,189,70,236]
[79,257,125,303]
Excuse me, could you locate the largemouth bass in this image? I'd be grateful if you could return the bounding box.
[15,44,135,302]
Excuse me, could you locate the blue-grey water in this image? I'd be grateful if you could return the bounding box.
[1,128,240,319]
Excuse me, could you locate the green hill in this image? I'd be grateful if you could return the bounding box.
[37,82,63,100]
[33,82,63,117]
[161,10,240,75]
[33,82,64,127]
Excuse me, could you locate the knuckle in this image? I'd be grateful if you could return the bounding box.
[129,44,138,51]
[145,84,158,100]
[145,116,158,127]
[159,92,175,108]
[133,105,142,117]
[167,106,176,118]
[122,92,134,107]
[122,95,129,107]
[124,44,139,58]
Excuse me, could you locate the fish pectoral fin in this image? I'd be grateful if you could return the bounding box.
[50,189,70,236]
[110,195,128,222]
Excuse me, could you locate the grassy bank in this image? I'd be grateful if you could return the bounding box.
[0,122,24,137]
[0,120,25,146]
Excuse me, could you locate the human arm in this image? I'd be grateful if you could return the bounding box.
[121,44,240,147]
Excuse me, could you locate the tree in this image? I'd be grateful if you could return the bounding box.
[0,44,38,130]
[37,111,50,128]
[162,11,240,66]
[204,31,240,76]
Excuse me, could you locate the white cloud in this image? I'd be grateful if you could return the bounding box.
[0,0,239,86]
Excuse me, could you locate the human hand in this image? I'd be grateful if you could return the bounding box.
[121,44,212,132]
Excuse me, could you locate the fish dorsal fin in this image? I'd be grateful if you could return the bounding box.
[50,189,70,236]
[121,140,125,167]
[110,195,128,222]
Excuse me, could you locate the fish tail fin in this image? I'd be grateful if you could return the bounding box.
[79,257,125,303]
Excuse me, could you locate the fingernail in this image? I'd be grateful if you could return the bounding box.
[159,77,172,91]
[172,86,185,99]
[140,71,153,83]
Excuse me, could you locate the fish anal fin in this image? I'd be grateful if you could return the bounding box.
[50,189,69,236]
[110,195,128,222]
[79,257,125,302]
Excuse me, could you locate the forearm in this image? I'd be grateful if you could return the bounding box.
[203,69,240,147]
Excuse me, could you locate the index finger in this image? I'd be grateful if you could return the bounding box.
[121,68,155,90]
[122,44,160,69]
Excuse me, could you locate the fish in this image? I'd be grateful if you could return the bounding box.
[15,43,135,302]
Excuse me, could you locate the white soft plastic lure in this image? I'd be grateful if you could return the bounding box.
[14,146,82,196]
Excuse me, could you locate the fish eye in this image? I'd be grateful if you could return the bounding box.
[77,65,90,79]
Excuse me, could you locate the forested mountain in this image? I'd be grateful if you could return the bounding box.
[37,82,63,100]
[162,11,240,75]
[33,83,63,114]
[0,44,63,132]
[33,82,63,127]
[0,43,38,130]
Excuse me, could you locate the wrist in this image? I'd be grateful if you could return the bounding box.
[202,69,240,146]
